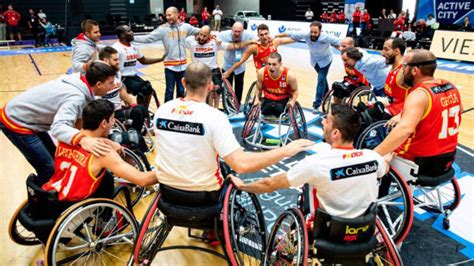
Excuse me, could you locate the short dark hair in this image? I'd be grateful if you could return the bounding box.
[257,24,269,32]
[344,47,363,61]
[81,19,99,33]
[389,37,406,55]
[310,21,322,30]
[98,46,118,60]
[115,25,127,38]
[330,104,361,142]
[82,99,115,130]
[269,52,282,62]
[408,49,437,76]
[184,62,212,91]
[85,61,117,86]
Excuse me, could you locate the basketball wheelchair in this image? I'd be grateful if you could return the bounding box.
[240,82,307,149]
[265,184,403,266]
[132,174,267,266]
[221,78,241,117]
[9,174,139,265]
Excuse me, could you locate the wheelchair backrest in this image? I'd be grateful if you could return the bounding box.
[26,174,59,217]
[313,203,377,244]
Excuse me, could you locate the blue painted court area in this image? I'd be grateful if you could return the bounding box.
[231,108,474,264]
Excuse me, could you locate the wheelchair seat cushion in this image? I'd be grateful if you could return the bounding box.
[416,167,454,187]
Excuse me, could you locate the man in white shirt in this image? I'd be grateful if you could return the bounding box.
[232,104,392,218]
[186,26,254,107]
[305,8,314,21]
[212,5,223,32]
[113,25,164,107]
[153,62,313,192]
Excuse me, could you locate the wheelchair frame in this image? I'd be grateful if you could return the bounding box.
[322,85,378,114]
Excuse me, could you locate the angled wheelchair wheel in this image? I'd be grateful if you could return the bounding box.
[377,167,414,245]
[45,198,138,265]
[222,78,240,116]
[355,120,391,149]
[243,81,258,117]
[347,86,377,110]
[223,184,266,266]
[371,218,403,266]
[265,208,308,266]
[133,193,171,264]
[321,88,334,114]
[242,105,261,139]
[113,147,146,208]
[414,177,461,213]
[290,102,308,139]
[8,200,42,246]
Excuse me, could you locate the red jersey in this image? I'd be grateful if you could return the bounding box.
[384,64,413,115]
[361,13,371,23]
[330,13,338,23]
[321,13,329,22]
[201,11,210,21]
[396,80,461,160]
[338,13,345,23]
[393,17,406,31]
[178,11,187,22]
[3,10,21,26]
[352,10,361,23]
[42,142,106,201]
[262,67,292,101]
[254,42,277,70]
[344,64,369,87]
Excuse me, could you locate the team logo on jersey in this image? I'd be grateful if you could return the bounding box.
[172,105,194,115]
[156,118,204,136]
[330,160,378,181]
[431,82,455,94]
[342,151,363,159]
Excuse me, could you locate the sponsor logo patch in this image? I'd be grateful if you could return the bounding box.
[330,160,378,181]
[156,118,204,136]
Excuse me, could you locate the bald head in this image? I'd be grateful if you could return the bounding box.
[184,62,212,92]
[231,22,245,40]
[197,26,212,44]
[166,6,179,24]
[201,25,211,34]
[341,37,355,49]
[405,49,437,76]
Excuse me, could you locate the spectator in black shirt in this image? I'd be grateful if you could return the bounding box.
[27,9,40,47]
[461,17,472,32]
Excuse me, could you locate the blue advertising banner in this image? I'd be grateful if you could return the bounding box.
[417,0,474,25]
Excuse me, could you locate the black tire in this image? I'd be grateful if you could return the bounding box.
[242,105,260,139]
[223,184,266,266]
[114,148,146,207]
[265,208,308,266]
[290,102,307,139]
[377,167,414,244]
[222,78,240,116]
[354,120,390,149]
[243,81,258,117]
[347,86,376,110]
[321,88,335,114]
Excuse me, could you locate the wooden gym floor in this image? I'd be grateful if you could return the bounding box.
[0,41,473,265]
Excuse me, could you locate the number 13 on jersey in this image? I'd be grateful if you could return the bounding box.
[439,105,461,139]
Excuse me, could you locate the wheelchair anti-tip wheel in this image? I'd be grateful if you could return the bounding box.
[264,208,308,266]
[223,183,267,266]
[222,78,241,116]
[8,200,42,246]
[44,198,138,265]
[377,167,414,245]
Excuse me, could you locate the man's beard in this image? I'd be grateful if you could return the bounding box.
[198,39,207,45]
[386,55,395,64]
[403,71,414,87]
[310,35,319,41]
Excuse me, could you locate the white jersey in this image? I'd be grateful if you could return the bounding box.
[153,98,241,191]
[287,143,386,218]
[113,41,143,77]
[185,36,228,69]
[95,73,122,110]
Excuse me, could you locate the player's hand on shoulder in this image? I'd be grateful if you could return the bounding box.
[103,138,124,155]
[283,139,314,157]
[80,136,111,157]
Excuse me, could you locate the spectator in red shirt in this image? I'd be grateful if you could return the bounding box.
[361,9,371,31]
[201,7,210,25]
[0,4,6,41]
[178,8,187,23]
[352,6,361,34]
[189,15,199,27]
[338,10,345,23]
[393,11,406,31]
[3,5,22,43]
[330,9,338,23]
[320,11,329,23]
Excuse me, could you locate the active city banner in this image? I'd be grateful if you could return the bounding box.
[417,0,473,25]
[430,30,474,62]
[247,20,349,40]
